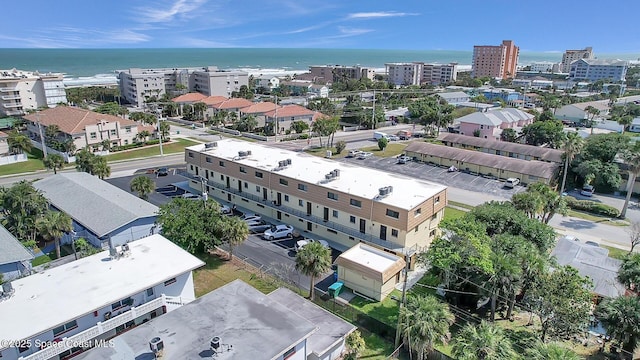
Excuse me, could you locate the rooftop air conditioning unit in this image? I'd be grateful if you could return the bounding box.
[238,151,248,157]
[204,142,218,149]
[333,169,340,177]
[286,159,292,165]
[2,282,13,295]
[149,337,164,355]
[379,186,393,197]
[247,150,252,156]
[325,173,333,180]
[210,337,220,352]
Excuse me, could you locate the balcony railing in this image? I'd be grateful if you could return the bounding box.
[18,295,178,360]
[0,87,18,92]
[1,94,20,100]
[2,102,22,108]
[179,170,411,254]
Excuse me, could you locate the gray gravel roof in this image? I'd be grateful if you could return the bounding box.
[0,224,33,266]
[34,172,158,237]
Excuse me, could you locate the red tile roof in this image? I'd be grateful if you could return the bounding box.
[240,102,278,114]
[172,93,207,103]
[23,107,138,135]
[202,96,228,106]
[263,104,315,118]
[137,125,156,133]
[214,98,254,110]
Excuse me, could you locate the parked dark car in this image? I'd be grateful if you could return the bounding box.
[157,167,169,176]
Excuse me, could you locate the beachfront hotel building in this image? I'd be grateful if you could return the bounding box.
[0,234,204,360]
[118,66,249,107]
[0,69,67,116]
[308,65,376,84]
[182,139,447,264]
[568,58,629,82]
[385,62,458,86]
[471,40,519,79]
[560,47,594,73]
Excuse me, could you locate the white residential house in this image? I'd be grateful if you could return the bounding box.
[0,234,204,360]
[437,91,471,105]
[256,75,280,91]
[76,280,356,360]
[308,84,329,98]
[555,100,610,123]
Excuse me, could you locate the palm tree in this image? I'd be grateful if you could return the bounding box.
[137,130,151,143]
[295,241,331,301]
[584,106,601,135]
[37,210,73,259]
[43,154,65,174]
[1,181,48,244]
[193,102,208,121]
[399,295,455,360]
[620,143,640,218]
[219,216,249,260]
[130,176,155,200]
[158,121,170,141]
[525,341,581,360]
[559,132,584,194]
[596,296,640,357]
[452,321,517,360]
[618,253,640,291]
[91,156,111,179]
[7,130,32,154]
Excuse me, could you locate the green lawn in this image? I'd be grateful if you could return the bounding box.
[566,209,629,226]
[0,148,45,176]
[350,289,401,326]
[444,206,467,222]
[305,146,349,159]
[602,245,630,260]
[105,138,199,162]
[447,200,476,210]
[360,143,407,158]
[359,329,408,360]
[31,254,52,266]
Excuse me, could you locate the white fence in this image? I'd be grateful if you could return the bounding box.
[0,153,27,165]
[30,140,110,163]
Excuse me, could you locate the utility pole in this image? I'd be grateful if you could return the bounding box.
[394,253,411,348]
[274,95,278,142]
[157,108,164,157]
[36,110,48,158]
[371,90,376,129]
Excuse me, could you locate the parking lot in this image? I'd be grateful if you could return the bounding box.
[338,155,527,199]
[106,170,336,292]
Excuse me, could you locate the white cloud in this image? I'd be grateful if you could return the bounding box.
[323,26,373,39]
[347,11,418,19]
[136,0,208,23]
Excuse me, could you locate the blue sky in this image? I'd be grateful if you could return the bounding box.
[1,0,639,53]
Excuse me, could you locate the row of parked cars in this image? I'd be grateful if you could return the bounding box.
[236,213,329,251]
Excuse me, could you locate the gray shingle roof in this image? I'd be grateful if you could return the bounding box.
[405,142,559,179]
[551,237,625,298]
[33,173,158,238]
[457,108,534,126]
[437,133,564,163]
[437,91,470,100]
[0,224,33,265]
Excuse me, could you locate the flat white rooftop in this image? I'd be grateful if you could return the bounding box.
[335,243,405,283]
[188,139,446,210]
[0,234,204,344]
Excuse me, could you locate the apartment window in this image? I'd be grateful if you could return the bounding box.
[110,129,116,136]
[279,178,288,186]
[244,182,248,189]
[327,192,338,201]
[414,208,422,217]
[430,229,437,237]
[205,156,212,163]
[125,127,132,133]
[219,161,225,167]
[90,132,97,139]
[239,166,246,173]
[386,209,399,219]
[350,199,362,208]
[164,278,177,286]
[255,171,263,178]
[256,185,260,192]
[435,196,440,204]
[220,174,224,180]
[53,320,78,337]
[350,216,356,224]
[124,140,129,145]
[391,229,399,237]
[299,199,304,207]
[283,347,296,360]
[284,195,289,202]
[332,210,339,218]
[146,287,154,297]
[298,183,307,191]
[111,297,133,311]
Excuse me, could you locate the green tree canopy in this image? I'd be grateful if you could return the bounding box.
[130,176,156,200]
[36,210,72,259]
[94,102,128,116]
[0,181,48,245]
[452,321,517,360]
[525,341,581,360]
[43,154,65,174]
[399,295,455,359]
[596,296,640,356]
[521,120,565,148]
[618,253,640,291]
[295,241,331,301]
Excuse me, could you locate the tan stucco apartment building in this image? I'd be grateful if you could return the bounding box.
[472,40,519,79]
[184,139,447,263]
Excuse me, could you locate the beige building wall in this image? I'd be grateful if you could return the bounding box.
[185,149,445,259]
[337,267,400,301]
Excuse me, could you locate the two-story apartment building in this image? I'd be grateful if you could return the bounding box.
[183,139,447,262]
[0,234,204,360]
[0,69,67,116]
[456,108,534,140]
[23,107,143,151]
[263,104,317,134]
[77,280,356,360]
[33,172,159,249]
[438,133,564,163]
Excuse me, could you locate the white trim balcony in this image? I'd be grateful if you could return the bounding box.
[18,295,189,360]
[2,102,22,108]
[0,87,18,92]
[1,95,21,100]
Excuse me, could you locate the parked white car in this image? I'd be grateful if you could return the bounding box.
[263,225,295,240]
[181,193,202,200]
[387,135,399,141]
[295,238,330,251]
[504,178,520,188]
[240,213,261,222]
[357,152,373,159]
[219,204,232,215]
[580,184,595,197]
[348,150,363,158]
[397,155,411,164]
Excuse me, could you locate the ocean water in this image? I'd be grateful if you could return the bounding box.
[0,48,638,86]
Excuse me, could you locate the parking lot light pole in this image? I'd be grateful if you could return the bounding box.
[201,177,208,209]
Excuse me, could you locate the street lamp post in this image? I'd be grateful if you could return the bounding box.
[201,177,208,209]
[70,231,79,260]
[157,109,164,157]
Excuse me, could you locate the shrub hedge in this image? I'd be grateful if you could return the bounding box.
[565,196,620,217]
